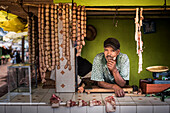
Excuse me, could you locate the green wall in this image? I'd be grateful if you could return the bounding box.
[81,18,170,86]
[54,0,170,6]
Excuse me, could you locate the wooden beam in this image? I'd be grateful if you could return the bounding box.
[86,8,170,11]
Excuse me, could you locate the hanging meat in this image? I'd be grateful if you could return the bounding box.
[81,6,86,46]
[62,4,66,58]
[51,5,56,70]
[40,5,47,83]
[75,5,86,56]
[38,5,43,82]
[65,4,71,70]
[135,8,144,73]
[45,4,52,71]
[27,15,32,64]
[54,4,60,70]
[36,3,87,83]
[72,3,77,45]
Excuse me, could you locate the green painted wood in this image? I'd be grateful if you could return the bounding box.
[53,0,72,3]
[53,0,169,6]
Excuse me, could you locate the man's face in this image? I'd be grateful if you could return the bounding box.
[104,46,120,62]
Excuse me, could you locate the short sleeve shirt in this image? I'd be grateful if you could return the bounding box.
[91,52,130,84]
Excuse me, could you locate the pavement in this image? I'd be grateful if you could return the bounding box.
[0,61,11,97]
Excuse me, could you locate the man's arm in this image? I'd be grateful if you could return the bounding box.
[98,81,125,97]
[98,81,114,89]
[112,69,126,87]
[107,59,126,87]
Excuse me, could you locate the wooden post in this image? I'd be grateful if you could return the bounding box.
[22,36,25,63]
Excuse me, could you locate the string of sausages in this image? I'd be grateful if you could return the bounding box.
[54,5,60,70]
[135,8,144,73]
[72,3,86,56]
[27,14,38,80]
[36,3,86,83]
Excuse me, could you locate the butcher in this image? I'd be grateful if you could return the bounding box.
[91,38,130,97]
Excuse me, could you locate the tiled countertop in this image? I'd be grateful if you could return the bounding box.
[0,88,169,113]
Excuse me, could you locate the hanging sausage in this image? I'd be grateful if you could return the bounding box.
[41,4,46,72]
[36,3,87,83]
[72,3,77,45]
[27,15,32,64]
[38,5,43,81]
[62,4,66,59]
[81,6,86,46]
[76,5,81,56]
[51,5,55,70]
[65,4,71,70]
[54,5,60,69]
[45,5,52,71]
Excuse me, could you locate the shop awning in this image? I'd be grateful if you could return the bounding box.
[0,10,27,33]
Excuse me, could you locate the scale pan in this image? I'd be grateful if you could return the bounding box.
[146,66,169,72]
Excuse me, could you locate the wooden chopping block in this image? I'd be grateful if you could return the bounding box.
[85,86,133,94]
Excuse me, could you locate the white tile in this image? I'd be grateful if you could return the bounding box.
[150,99,168,105]
[104,105,119,113]
[59,44,75,65]
[71,106,86,113]
[154,105,169,113]
[87,106,104,113]
[48,89,56,93]
[32,93,45,102]
[40,94,51,104]
[56,26,75,93]
[56,65,75,92]
[86,93,103,101]
[165,98,170,104]
[40,93,58,104]
[54,106,70,113]
[72,93,88,101]
[38,106,53,113]
[0,94,8,102]
[135,101,152,106]
[22,106,37,113]
[41,89,50,93]
[120,106,136,113]
[59,93,74,102]
[33,88,49,93]
[6,106,21,113]
[137,106,153,113]
[11,95,30,102]
[72,93,104,106]
[101,93,118,102]
[119,102,136,106]
[131,97,150,102]
[117,97,133,102]
[132,97,152,106]
[0,106,5,113]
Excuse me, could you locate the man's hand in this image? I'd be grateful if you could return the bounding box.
[78,86,84,93]
[98,81,125,97]
[107,58,116,72]
[112,84,125,97]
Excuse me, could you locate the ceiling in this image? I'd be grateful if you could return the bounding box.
[0,0,53,20]
[0,0,170,21]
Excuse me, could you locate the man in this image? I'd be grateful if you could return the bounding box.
[91,38,130,97]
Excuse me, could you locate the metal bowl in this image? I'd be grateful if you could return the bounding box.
[146,66,169,72]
